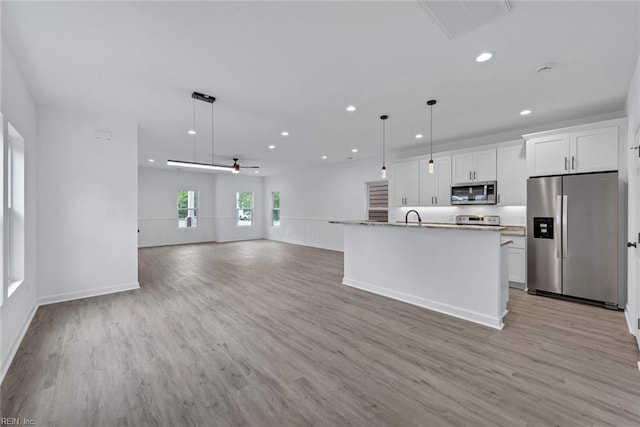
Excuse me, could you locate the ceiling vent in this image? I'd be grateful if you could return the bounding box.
[418,0,512,39]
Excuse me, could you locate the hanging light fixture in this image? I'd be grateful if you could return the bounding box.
[427,99,437,174]
[380,114,388,179]
[168,92,236,172]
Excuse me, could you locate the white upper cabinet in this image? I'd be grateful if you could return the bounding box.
[452,149,496,184]
[392,160,420,207]
[525,134,570,176]
[571,127,618,173]
[525,121,620,177]
[419,156,451,206]
[497,144,527,205]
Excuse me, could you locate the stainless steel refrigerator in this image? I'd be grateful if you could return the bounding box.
[527,172,619,308]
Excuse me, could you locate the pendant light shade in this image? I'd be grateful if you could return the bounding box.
[427,99,437,174]
[380,115,388,179]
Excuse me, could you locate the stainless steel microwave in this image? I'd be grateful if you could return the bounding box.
[450,181,497,205]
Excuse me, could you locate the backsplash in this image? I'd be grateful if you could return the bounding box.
[391,205,526,226]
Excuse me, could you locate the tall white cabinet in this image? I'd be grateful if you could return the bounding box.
[392,161,419,207]
[419,156,451,206]
[496,144,527,205]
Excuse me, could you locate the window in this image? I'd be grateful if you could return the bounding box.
[272,191,280,227]
[367,181,388,222]
[177,190,198,228]
[236,192,253,226]
[7,123,25,297]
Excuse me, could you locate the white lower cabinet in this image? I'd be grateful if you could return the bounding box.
[507,236,526,288]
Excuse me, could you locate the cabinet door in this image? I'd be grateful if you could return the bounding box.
[452,153,474,184]
[392,163,408,206]
[392,161,419,206]
[434,156,452,205]
[419,159,436,205]
[474,149,497,181]
[405,161,420,206]
[497,145,526,205]
[526,135,570,177]
[571,126,618,173]
[508,247,526,284]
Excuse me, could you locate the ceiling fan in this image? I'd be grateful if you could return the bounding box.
[230,158,259,174]
[167,92,261,174]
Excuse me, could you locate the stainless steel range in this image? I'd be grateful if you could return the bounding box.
[455,215,501,226]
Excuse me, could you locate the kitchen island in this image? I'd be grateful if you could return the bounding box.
[330,221,509,330]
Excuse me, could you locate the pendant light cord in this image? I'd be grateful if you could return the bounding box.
[430,103,433,161]
[192,98,196,162]
[382,119,386,167]
[211,103,215,164]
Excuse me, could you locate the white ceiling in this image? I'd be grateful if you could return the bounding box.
[2,1,639,175]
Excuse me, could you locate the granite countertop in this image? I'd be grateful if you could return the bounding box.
[501,226,526,236]
[329,220,506,232]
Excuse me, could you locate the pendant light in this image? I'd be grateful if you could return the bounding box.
[168,92,237,172]
[427,99,437,174]
[380,114,388,179]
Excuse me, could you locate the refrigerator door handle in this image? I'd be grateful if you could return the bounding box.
[556,195,562,258]
[562,195,568,258]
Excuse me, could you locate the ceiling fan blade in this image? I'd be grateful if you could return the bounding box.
[240,165,260,169]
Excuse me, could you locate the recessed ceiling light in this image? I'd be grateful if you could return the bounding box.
[476,52,493,63]
[321,155,327,159]
[351,148,358,153]
[187,129,197,135]
[148,158,155,163]
[346,105,357,112]
[281,131,289,136]
[268,145,276,149]
[415,134,424,139]
[520,109,533,116]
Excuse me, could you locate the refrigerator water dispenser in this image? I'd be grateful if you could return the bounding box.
[533,217,554,239]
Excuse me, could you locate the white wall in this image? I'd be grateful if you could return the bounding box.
[138,167,265,246]
[0,39,38,382]
[138,167,216,247]
[264,157,381,251]
[214,173,264,242]
[626,46,640,350]
[36,107,138,305]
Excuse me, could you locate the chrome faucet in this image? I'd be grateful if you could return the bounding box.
[405,209,422,224]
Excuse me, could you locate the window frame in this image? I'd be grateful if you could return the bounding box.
[7,122,25,298]
[367,181,389,223]
[177,189,198,229]
[236,191,253,227]
[271,191,280,227]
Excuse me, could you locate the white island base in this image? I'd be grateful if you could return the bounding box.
[338,222,509,330]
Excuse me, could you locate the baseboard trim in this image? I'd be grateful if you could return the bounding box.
[624,304,636,336]
[38,282,140,306]
[342,277,504,330]
[1,302,38,384]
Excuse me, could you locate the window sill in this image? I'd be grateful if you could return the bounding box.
[8,280,24,298]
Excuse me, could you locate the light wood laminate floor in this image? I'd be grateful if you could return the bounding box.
[2,240,639,426]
